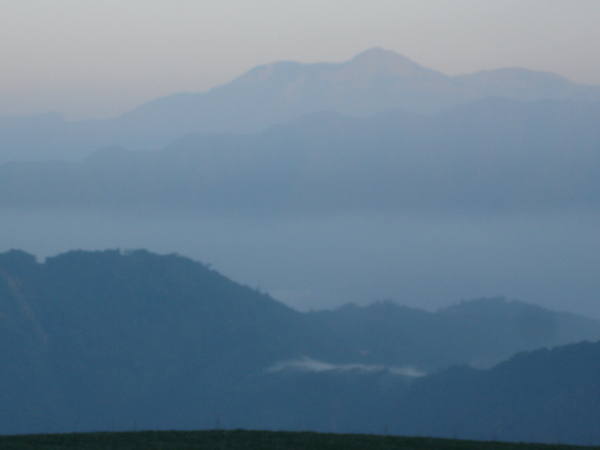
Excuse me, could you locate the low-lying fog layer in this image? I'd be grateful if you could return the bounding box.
[1,207,598,318]
[268,356,426,378]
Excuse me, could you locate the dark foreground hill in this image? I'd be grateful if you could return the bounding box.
[1,249,599,443]
[220,341,600,444]
[391,340,600,444]
[0,430,594,450]
[0,249,333,433]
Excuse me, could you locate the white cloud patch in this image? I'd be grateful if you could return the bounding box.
[267,356,426,378]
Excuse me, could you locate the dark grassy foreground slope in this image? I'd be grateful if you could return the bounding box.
[0,430,594,450]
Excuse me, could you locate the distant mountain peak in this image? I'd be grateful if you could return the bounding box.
[347,47,441,79]
[232,48,439,87]
[351,47,414,65]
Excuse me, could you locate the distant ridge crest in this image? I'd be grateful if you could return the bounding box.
[347,47,439,78]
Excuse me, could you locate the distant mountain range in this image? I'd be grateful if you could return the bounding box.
[2,48,600,162]
[2,98,599,214]
[1,249,599,443]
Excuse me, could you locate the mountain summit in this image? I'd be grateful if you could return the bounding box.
[347,47,442,79]
[229,48,431,86]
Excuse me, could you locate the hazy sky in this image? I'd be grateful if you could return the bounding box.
[1,0,599,120]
